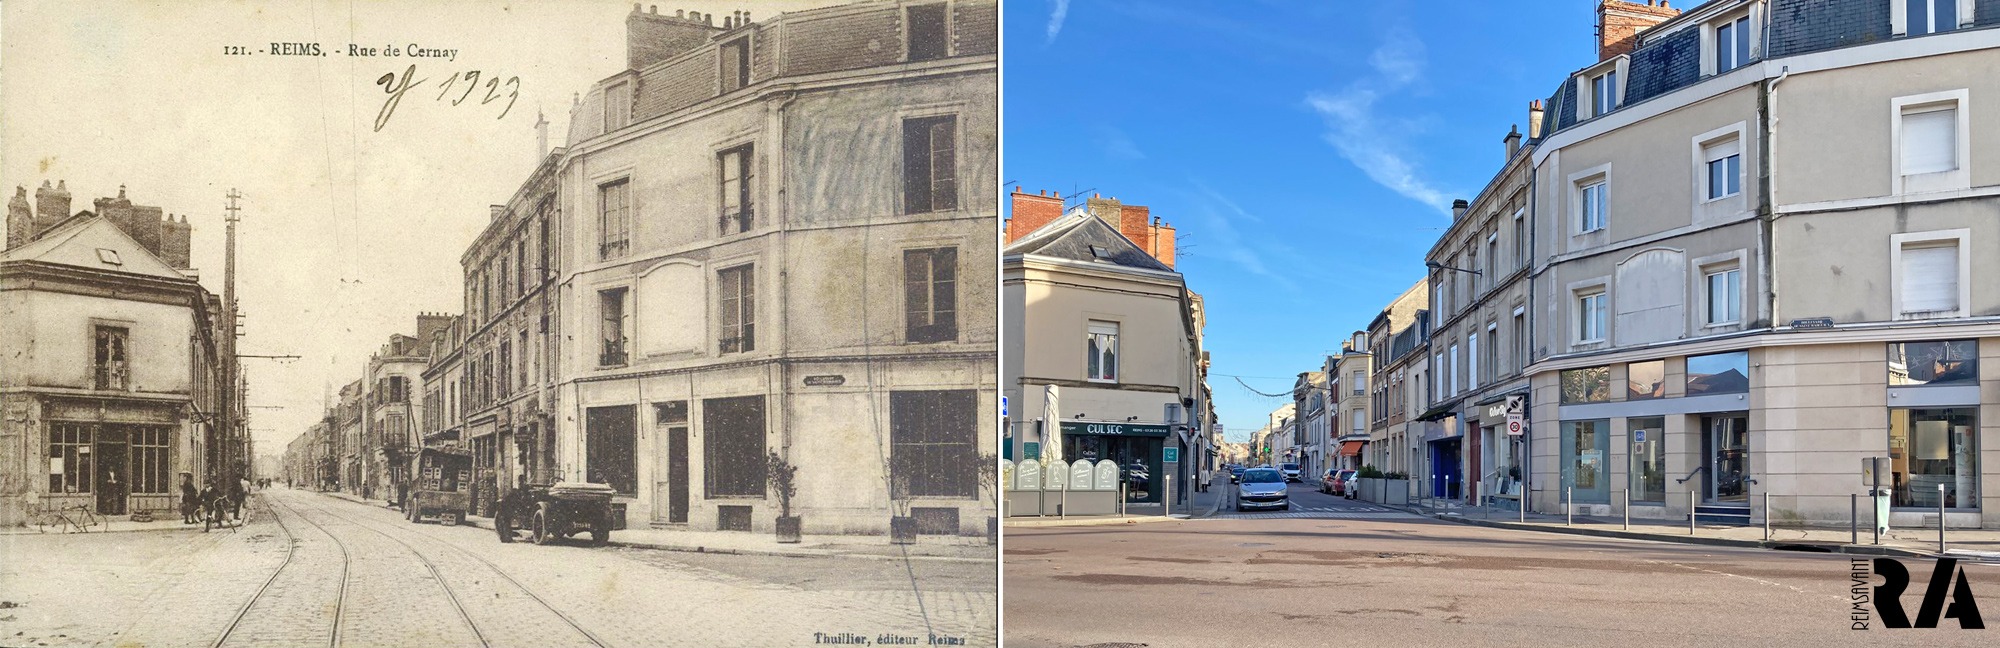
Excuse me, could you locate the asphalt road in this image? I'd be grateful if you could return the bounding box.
[1004,482,2000,648]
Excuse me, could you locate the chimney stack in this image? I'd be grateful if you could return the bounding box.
[7,186,31,249]
[1451,199,1469,220]
[34,179,70,234]
[1528,100,1546,139]
[1006,187,1065,243]
[1597,0,1679,62]
[534,110,550,162]
[1504,124,1522,161]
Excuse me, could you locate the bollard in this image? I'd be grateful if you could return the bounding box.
[1850,493,1858,545]
[1520,487,1527,523]
[1566,487,1573,526]
[1938,483,1946,554]
[1689,488,1698,535]
[1060,475,1069,519]
[1623,489,1630,531]
[1119,482,1126,518]
[1871,488,1879,545]
[1166,476,1173,518]
[1762,492,1770,542]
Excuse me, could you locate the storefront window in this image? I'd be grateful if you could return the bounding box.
[1627,361,1665,400]
[1560,367,1610,404]
[1888,340,1977,386]
[1629,417,1665,502]
[1561,419,1610,503]
[1686,351,1749,395]
[1889,407,1978,509]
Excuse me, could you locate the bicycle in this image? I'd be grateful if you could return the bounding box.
[32,503,101,534]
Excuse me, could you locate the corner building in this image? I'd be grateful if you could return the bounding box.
[1527,0,2000,528]
[556,1,998,535]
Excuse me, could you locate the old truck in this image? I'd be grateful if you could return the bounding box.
[406,446,474,526]
[495,481,618,546]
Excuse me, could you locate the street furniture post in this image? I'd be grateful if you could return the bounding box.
[1939,483,1947,554]
[1565,486,1573,526]
[1689,488,1697,536]
[1763,491,1770,542]
[1622,489,1630,530]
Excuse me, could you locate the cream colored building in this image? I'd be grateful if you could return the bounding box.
[1003,207,1207,505]
[1525,0,2000,528]
[1367,280,1430,480]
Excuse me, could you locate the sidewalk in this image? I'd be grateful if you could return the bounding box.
[1398,499,2000,562]
[319,491,994,563]
[1004,476,1227,527]
[2,514,221,535]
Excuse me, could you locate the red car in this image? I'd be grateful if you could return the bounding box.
[1329,470,1358,497]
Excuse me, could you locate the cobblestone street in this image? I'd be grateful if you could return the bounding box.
[1,488,996,647]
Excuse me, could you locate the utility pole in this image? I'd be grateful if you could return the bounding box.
[223,189,244,484]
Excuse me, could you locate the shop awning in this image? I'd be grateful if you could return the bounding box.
[1339,440,1365,457]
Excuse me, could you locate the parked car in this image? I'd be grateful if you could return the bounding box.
[1331,470,1358,497]
[1318,468,1341,494]
[1235,467,1289,511]
[1279,463,1302,482]
[1229,466,1246,484]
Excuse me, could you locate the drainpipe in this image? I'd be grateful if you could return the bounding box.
[1762,66,1789,329]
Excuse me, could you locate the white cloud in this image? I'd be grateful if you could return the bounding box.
[1098,127,1145,160]
[1184,182,1298,293]
[1306,30,1456,216]
[1046,0,1069,43]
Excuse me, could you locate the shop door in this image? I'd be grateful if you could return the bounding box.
[95,441,128,515]
[1703,414,1750,502]
[1431,440,1462,499]
[667,425,689,523]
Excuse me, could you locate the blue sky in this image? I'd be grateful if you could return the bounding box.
[1005,1,1602,442]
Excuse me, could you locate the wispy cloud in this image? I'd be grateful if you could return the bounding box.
[1097,126,1145,160]
[1180,181,1297,293]
[1046,0,1069,44]
[1306,29,1455,216]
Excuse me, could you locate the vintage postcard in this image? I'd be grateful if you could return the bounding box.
[0,1,998,646]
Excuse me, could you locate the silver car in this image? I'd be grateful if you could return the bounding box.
[1235,467,1290,512]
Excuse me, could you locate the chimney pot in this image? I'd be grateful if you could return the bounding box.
[676,9,684,18]
[648,5,656,14]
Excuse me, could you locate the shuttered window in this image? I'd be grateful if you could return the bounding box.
[1901,106,1957,176]
[1901,242,1959,315]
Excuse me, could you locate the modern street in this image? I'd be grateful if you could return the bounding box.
[1,488,995,648]
[1004,481,2000,648]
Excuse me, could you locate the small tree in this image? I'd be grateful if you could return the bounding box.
[975,451,1000,511]
[766,451,798,519]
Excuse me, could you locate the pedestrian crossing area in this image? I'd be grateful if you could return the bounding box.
[1207,505,1419,520]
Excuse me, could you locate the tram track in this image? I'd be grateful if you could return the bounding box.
[210,494,351,648]
[297,495,610,648]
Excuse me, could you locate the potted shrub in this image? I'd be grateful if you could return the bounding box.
[889,481,917,545]
[766,451,801,543]
[976,451,999,545]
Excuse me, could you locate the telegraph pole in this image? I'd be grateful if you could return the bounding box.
[223,189,245,484]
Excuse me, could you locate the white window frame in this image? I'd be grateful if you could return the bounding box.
[1086,320,1120,383]
[1702,265,1743,326]
[1467,333,1479,391]
[1576,57,1628,120]
[1694,127,1744,203]
[1891,89,1972,195]
[1890,229,1972,320]
[1893,0,1976,36]
[1567,164,1611,237]
[1701,7,1758,77]
[1572,281,1609,346]
[1486,322,1500,381]
[1448,344,1460,397]
[1512,208,1528,270]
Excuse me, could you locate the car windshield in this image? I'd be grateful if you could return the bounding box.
[1231,467,1244,473]
[1243,469,1283,484]
[1280,463,1299,470]
[1339,471,1356,479]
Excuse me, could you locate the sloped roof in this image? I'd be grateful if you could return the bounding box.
[0,215,187,280]
[1004,209,1173,273]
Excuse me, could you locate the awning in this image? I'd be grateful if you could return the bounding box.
[1339,440,1365,457]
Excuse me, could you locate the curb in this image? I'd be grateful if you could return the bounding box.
[1004,515,1186,528]
[455,509,994,563]
[1412,508,1939,559]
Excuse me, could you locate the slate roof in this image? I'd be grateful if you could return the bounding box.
[0,215,188,280]
[1005,209,1175,273]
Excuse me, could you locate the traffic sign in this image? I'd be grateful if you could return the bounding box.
[1163,447,1180,463]
[1506,417,1524,436]
[1001,396,1008,418]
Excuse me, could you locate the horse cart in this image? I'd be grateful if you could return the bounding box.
[495,481,617,546]
[406,446,474,526]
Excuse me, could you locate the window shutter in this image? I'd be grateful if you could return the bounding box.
[1901,108,1957,175]
[1902,244,1959,313]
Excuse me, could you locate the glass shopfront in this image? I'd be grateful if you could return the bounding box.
[1061,421,1167,504]
[1561,419,1609,503]
[1629,416,1665,503]
[1889,407,1978,509]
[1702,414,1750,502]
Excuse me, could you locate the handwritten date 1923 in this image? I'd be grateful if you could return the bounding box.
[373,64,520,132]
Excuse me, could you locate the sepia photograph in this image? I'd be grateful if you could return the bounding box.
[1,1,996,646]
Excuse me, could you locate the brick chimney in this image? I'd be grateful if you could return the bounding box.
[7,187,31,249]
[1153,219,1177,269]
[1598,0,1679,62]
[34,180,70,233]
[1005,187,1064,243]
[627,4,725,71]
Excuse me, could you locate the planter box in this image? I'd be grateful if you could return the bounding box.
[775,516,802,543]
[889,516,917,545]
[1358,478,1409,506]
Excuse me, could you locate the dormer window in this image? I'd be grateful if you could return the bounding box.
[1577,58,1626,120]
[720,37,750,94]
[906,3,949,62]
[1702,9,1757,76]
[1895,0,1973,37]
[1592,70,1618,116]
